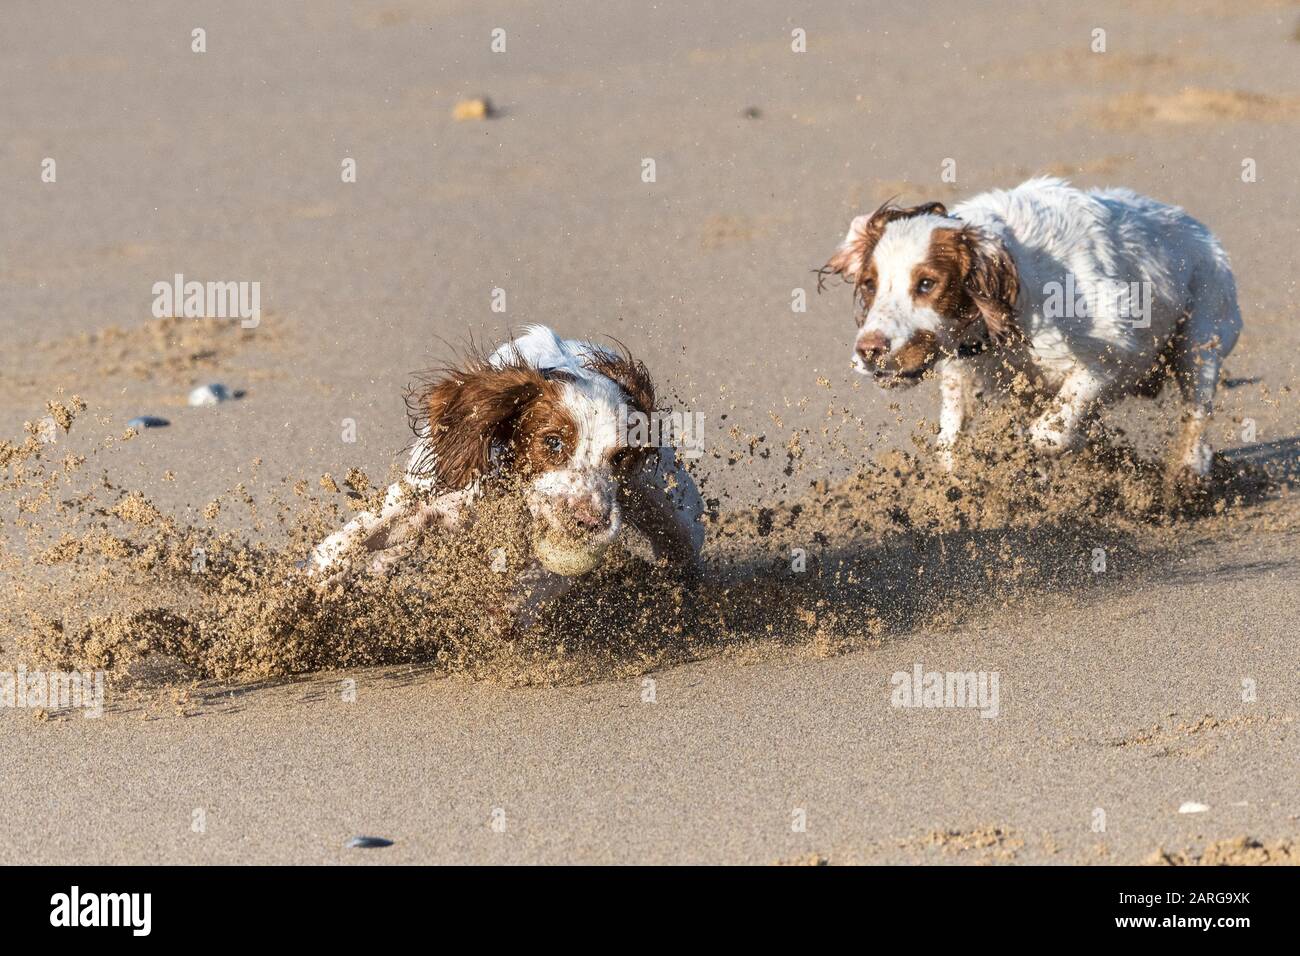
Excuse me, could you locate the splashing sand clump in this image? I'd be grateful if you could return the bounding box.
[0,397,1286,692]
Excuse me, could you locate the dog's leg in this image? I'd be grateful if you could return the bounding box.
[936,362,971,471]
[1170,408,1211,489]
[1168,268,1242,487]
[1028,367,1107,454]
[619,446,706,569]
[307,478,460,581]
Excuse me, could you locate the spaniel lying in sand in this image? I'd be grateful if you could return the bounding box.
[820,177,1242,486]
[309,326,705,621]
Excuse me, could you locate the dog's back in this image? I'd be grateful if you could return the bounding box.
[955,177,1239,381]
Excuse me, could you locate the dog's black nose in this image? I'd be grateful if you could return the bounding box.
[568,499,610,531]
[856,331,890,364]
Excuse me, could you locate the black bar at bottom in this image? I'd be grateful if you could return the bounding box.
[2,865,1292,941]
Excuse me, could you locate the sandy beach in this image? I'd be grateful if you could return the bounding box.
[2,0,1298,865]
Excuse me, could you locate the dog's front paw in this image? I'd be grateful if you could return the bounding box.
[1178,441,1214,480]
[1027,415,1077,455]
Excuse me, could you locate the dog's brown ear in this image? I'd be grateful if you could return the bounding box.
[406,361,547,488]
[819,201,951,289]
[960,228,1021,343]
[820,211,881,287]
[583,347,656,417]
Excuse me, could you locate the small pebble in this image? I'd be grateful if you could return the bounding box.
[189,383,231,407]
[741,106,762,119]
[452,97,493,121]
[1178,801,1210,814]
[346,835,394,849]
[127,416,169,429]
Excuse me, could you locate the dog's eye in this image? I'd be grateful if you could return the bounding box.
[916,277,936,294]
[543,434,566,456]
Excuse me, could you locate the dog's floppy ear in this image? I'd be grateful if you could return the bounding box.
[959,227,1020,343]
[821,213,875,285]
[406,360,547,488]
[583,346,657,417]
[819,201,951,289]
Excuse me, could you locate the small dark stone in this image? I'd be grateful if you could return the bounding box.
[346,835,394,849]
[741,106,762,119]
[127,416,169,429]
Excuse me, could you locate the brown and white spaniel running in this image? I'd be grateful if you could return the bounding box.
[308,326,705,623]
[820,177,1243,485]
